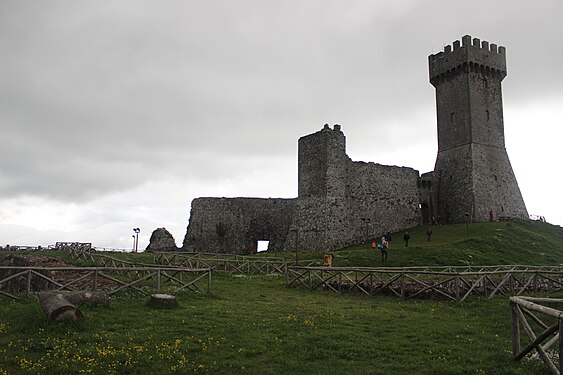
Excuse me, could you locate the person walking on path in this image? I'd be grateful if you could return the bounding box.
[384,232,392,248]
[378,242,388,262]
[489,209,494,222]
[381,235,388,249]
[323,253,333,267]
[426,228,433,241]
[403,232,410,247]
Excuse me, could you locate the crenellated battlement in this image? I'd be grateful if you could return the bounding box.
[429,35,507,86]
[432,35,505,59]
[321,123,342,132]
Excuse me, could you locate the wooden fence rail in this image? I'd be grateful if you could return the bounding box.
[153,252,318,275]
[0,266,211,300]
[154,251,287,262]
[286,266,563,302]
[510,296,563,374]
[68,249,160,269]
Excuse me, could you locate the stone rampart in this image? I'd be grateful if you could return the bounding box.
[183,197,296,254]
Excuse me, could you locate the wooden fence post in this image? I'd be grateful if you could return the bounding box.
[208,269,212,293]
[93,270,98,291]
[511,302,521,357]
[26,269,32,295]
[400,272,405,298]
[483,276,487,297]
[156,270,161,293]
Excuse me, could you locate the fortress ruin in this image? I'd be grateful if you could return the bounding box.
[182,35,528,254]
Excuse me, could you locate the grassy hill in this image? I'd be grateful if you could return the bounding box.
[1,220,563,374]
[330,220,563,268]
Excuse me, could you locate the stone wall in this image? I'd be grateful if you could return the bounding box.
[183,197,297,254]
[183,125,423,254]
[345,161,421,241]
[470,144,528,220]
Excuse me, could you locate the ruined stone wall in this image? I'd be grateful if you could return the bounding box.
[288,125,348,252]
[344,161,421,243]
[418,172,434,224]
[182,197,296,254]
[287,125,422,252]
[433,145,476,223]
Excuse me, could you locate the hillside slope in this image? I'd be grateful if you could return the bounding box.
[330,220,563,268]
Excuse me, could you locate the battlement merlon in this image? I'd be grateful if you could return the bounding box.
[299,124,343,142]
[428,35,507,86]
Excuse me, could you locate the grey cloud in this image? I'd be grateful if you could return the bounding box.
[1,0,562,206]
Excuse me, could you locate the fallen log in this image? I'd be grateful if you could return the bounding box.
[37,291,110,321]
[37,292,84,321]
[54,291,110,306]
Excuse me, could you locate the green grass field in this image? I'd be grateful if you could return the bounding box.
[1,220,563,374]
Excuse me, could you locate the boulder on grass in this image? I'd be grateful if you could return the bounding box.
[146,228,179,252]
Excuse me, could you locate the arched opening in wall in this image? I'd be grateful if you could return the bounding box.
[257,240,269,252]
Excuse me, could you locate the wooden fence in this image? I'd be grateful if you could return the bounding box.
[510,296,563,374]
[0,266,211,300]
[286,265,563,302]
[55,242,93,252]
[68,249,158,268]
[153,252,318,275]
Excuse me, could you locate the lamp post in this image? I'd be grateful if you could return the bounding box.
[131,235,135,252]
[133,228,140,252]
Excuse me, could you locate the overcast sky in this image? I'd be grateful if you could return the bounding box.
[1,1,562,250]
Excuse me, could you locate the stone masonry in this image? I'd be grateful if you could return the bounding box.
[428,35,528,223]
[182,34,528,254]
[184,198,296,253]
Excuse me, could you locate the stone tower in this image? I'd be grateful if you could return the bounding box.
[429,35,528,223]
[289,124,348,252]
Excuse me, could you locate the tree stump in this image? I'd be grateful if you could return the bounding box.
[150,293,177,308]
